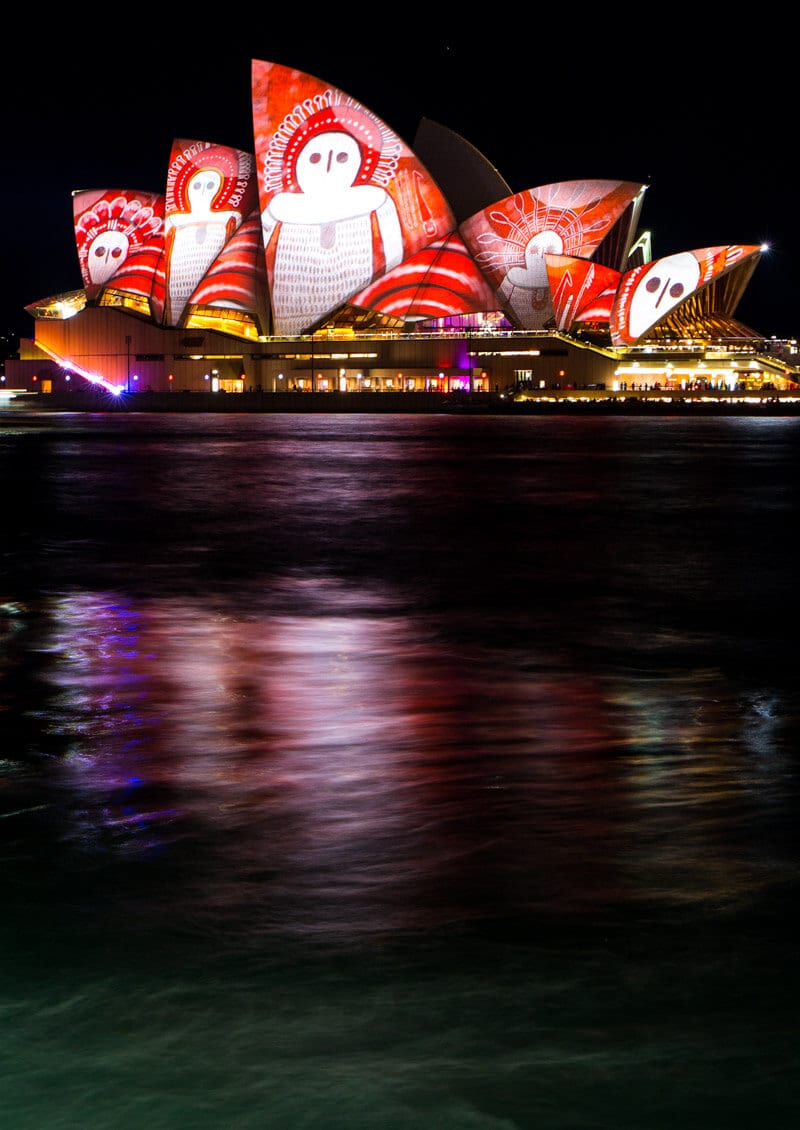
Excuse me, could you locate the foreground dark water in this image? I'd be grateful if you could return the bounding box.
[1,411,798,1128]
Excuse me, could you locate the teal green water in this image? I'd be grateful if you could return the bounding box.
[3,913,797,1129]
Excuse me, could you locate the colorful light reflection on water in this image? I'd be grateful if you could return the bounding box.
[1,412,798,1127]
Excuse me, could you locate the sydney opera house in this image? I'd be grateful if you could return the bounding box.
[5,59,800,403]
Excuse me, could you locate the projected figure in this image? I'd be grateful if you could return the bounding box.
[86,228,130,286]
[261,104,404,336]
[625,251,701,340]
[462,181,643,331]
[73,190,164,297]
[500,230,565,326]
[164,165,242,325]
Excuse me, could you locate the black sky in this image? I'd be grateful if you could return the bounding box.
[3,16,797,342]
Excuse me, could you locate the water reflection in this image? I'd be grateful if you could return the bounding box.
[4,571,795,944]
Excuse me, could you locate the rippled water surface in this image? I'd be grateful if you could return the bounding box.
[1,412,798,1128]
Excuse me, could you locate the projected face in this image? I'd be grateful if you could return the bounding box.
[87,230,129,285]
[507,230,565,289]
[628,252,700,339]
[295,131,362,195]
[187,168,223,212]
[529,230,564,258]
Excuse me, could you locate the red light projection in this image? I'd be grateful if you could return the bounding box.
[184,211,267,328]
[73,189,164,301]
[350,233,498,322]
[545,255,622,333]
[251,59,456,336]
[459,181,643,330]
[59,65,768,353]
[609,245,762,345]
[163,140,258,327]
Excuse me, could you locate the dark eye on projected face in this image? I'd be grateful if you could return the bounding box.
[627,252,700,339]
[309,150,353,165]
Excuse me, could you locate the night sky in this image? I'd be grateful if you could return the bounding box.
[3,16,797,343]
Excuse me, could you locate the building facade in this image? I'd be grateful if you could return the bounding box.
[4,59,800,403]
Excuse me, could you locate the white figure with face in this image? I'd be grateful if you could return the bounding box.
[627,251,700,340]
[500,230,565,328]
[165,166,241,325]
[262,107,403,336]
[87,228,130,286]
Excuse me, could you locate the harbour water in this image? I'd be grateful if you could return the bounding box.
[1,411,798,1128]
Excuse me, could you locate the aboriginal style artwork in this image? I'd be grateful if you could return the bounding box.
[545,256,622,333]
[251,59,455,336]
[609,246,761,345]
[62,62,766,357]
[350,233,498,322]
[186,211,268,325]
[459,181,642,330]
[163,140,257,327]
[73,190,164,297]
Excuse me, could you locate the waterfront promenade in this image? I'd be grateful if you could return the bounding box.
[3,388,800,414]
